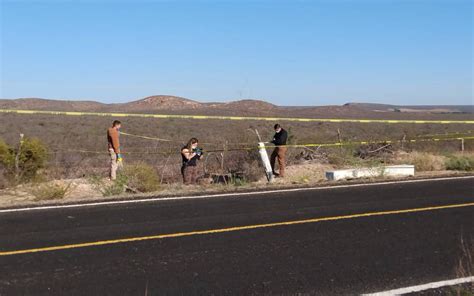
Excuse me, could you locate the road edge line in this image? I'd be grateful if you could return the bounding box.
[1,175,473,213]
[362,276,474,295]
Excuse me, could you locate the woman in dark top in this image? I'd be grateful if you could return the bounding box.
[181,138,203,185]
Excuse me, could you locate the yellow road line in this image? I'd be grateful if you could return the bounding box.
[1,202,473,257]
[1,109,473,124]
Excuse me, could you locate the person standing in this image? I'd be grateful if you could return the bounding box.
[107,120,122,180]
[270,124,288,177]
[181,138,203,185]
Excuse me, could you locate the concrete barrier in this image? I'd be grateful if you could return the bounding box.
[325,165,415,181]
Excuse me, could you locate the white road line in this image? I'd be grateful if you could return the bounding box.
[0,176,473,213]
[362,276,474,295]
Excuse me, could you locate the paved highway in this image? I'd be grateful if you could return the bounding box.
[0,177,473,295]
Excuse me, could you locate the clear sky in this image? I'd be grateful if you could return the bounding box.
[1,0,472,106]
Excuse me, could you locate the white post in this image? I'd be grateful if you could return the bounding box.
[258,142,274,182]
[254,129,273,182]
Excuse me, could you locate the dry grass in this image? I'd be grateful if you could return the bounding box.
[29,181,74,201]
[123,162,160,193]
[89,174,128,197]
[393,151,446,171]
[452,237,474,295]
[0,112,471,183]
[276,162,333,185]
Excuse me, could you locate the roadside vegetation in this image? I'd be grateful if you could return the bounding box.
[445,155,474,171]
[0,113,473,204]
[89,174,128,197]
[0,137,48,186]
[452,238,474,295]
[394,151,446,171]
[29,181,74,201]
[123,162,161,192]
[89,162,161,197]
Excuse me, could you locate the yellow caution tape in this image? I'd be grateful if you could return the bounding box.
[119,131,172,142]
[416,130,473,138]
[1,109,473,124]
[50,136,473,155]
[50,149,174,155]
[120,131,218,145]
[266,136,474,149]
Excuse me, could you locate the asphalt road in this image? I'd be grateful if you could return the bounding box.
[0,177,473,295]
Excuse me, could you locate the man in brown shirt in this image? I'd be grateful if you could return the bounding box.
[107,120,122,180]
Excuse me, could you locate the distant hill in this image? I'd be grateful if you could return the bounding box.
[0,98,104,112]
[112,96,203,112]
[343,102,474,114]
[0,96,472,120]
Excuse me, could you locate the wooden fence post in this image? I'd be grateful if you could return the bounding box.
[337,128,342,151]
[401,134,406,150]
[14,133,24,181]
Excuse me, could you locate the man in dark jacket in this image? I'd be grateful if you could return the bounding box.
[270,124,288,177]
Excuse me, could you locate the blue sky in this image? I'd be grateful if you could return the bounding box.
[1,0,472,106]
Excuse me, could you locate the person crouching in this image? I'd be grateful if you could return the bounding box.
[181,138,203,185]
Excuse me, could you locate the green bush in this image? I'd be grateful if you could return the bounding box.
[445,155,474,171]
[123,162,160,192]
[88,163,159,197]
[29,182,73,201]
[0,137,48,184]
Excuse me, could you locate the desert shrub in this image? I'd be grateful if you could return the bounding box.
[326,146,384,169]
[88,163,160,197]
[103,175,128,196]
[228,150,265,183]
[29,182,73,201]
[0,172,7,190]
[89,174,128,197]
[248,161,265,182]
[15,138,48,180]
[0,137,48,183]
[445,155,474,171]
[397,151,446,171]
[327,147,357,167]
[0,140,9,188]
[0,139,9,163]
[229,174,249,186]
[326,153,345,167]
[123,162,160,192]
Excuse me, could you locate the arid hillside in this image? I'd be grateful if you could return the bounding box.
[0,95,472,185]
[0,96,472,120]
